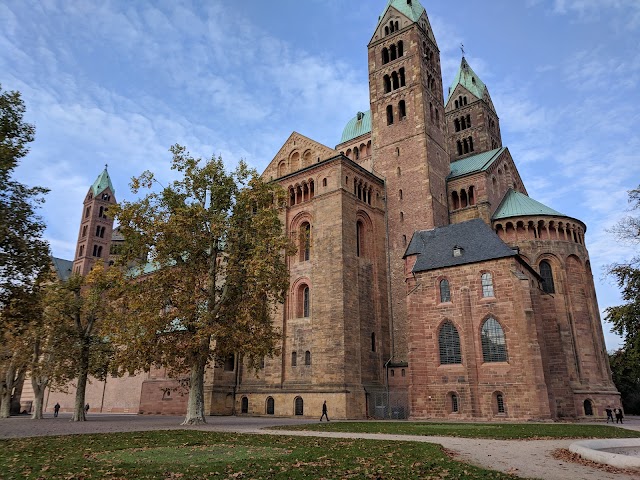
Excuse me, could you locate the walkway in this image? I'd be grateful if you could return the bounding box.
[1,414,639,480]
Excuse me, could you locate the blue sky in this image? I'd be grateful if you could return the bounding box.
[2,0,639,350]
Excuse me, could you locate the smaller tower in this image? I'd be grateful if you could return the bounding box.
[72,167,116,276]
[445,57,502,160]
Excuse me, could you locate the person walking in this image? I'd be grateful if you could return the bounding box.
[84,403,90,414]
[605,406,614,423]
[615,408,624,424]
[320,400,330,422]
[54,403,60,418]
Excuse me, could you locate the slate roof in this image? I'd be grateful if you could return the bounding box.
[91,167,115,196]
[376,0,426,29]
[339,110,371,144]
[405,219,517,273]
[493,189,564,220]
[51,256,73,281]
[448,147,505,179]
[447,57,487,102]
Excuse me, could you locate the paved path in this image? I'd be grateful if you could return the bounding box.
[1,414,639,480]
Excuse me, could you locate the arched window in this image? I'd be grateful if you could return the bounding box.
[438,321,462,364]
[399,189,403,200]
[303,286,310,317]
[299,222,310,262]
[481,317,508,362]
[451,393,459,413]
[98,206,104,218]
[455,100,459,109]
[224,354,235,371]
[461,116,466,130]
[384,26,389,36]
[241,396,248,414]
[496,393,505,414]
[397,40,404,57]
[294,396,303,416]
[384,75,391,93]
[382,47,389,64]
[539,261,555,293]
[466,114,471,127]
[266,397,274,415]
[291,351,297,367]
[371,332,376,352]
[454,119,460,132]
[391,71,399,90]
[456,141,463,156]
[452,191,460,210]
[481,272,494,297]
[305,350,311,365]
[398,100,406,119]
[356,220,364,257]
[386,105,394,125]
[399,68,405,87]
[78,245,84,257]
[390,44,397,61]
[85,206,91,218]
[439,279,451,303]
[468,136,474,152]
[95,225,101,236]
[583,399,593,416]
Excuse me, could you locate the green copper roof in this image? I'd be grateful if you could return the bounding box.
[447,57,487,102]
[493,189,564,220]
[340,110,371,144]
[377,0,426,28]
[91,167,115,196]
[448,147,505,179]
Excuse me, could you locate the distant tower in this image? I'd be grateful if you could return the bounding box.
[368,0,450,362]
[72,167,116,276]
[445,57,502,160]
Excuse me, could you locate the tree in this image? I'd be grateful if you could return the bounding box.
[609,348,640,414]
[605,185,640,356]
[108,145,294,425]
[42,264,118,421]
[0,85,50,417]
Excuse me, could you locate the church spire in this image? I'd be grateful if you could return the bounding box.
[448,56,489,104]
[91,165,116,196]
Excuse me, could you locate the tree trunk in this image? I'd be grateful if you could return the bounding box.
[31,375,48,419]
[181,347,208,425]
[72,340,90,422]
[0,363,16,418]
[10,370,26,415]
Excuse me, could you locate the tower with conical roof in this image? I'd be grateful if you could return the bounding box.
[445,57,502,160]
[368,0,450,363]
[72,167,117,276]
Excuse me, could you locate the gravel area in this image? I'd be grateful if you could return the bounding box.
[2,413,640,480]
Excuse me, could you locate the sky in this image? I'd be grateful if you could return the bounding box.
[2,0,639,350]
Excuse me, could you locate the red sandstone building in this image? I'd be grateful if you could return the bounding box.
[46,0,619,420]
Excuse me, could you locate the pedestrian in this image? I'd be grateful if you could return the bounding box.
[605,406,614,423]
[320,400,330,422]
[54,403,60,418]
[84,403,90,414]
[615,408,624,424]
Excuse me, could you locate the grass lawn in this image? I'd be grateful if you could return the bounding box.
[271,422,640,440]
[0,430,523,479]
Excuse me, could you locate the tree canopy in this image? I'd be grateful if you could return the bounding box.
[605,185,640,356]
[108,145,294,424]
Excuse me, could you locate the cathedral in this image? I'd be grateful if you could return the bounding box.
[47,0,619,420]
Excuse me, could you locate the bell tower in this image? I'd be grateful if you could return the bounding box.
[72,167,116,276]
[369,0,449,362]
[445,56,502,160]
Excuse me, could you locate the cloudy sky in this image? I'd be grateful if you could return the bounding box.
[2,0,639,350]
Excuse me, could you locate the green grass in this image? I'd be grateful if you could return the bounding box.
[0,430,524,479]
[271,421,640,440]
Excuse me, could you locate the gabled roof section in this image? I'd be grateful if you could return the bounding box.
[91,167,115,196]
[448,147,506,179]
[51,256,73,281]
[405,219,517,273]
[493,189,564,220]
[339,110,371,144]
[261,131,337,180]
[447,57,487,103]
[376,0,426,29]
